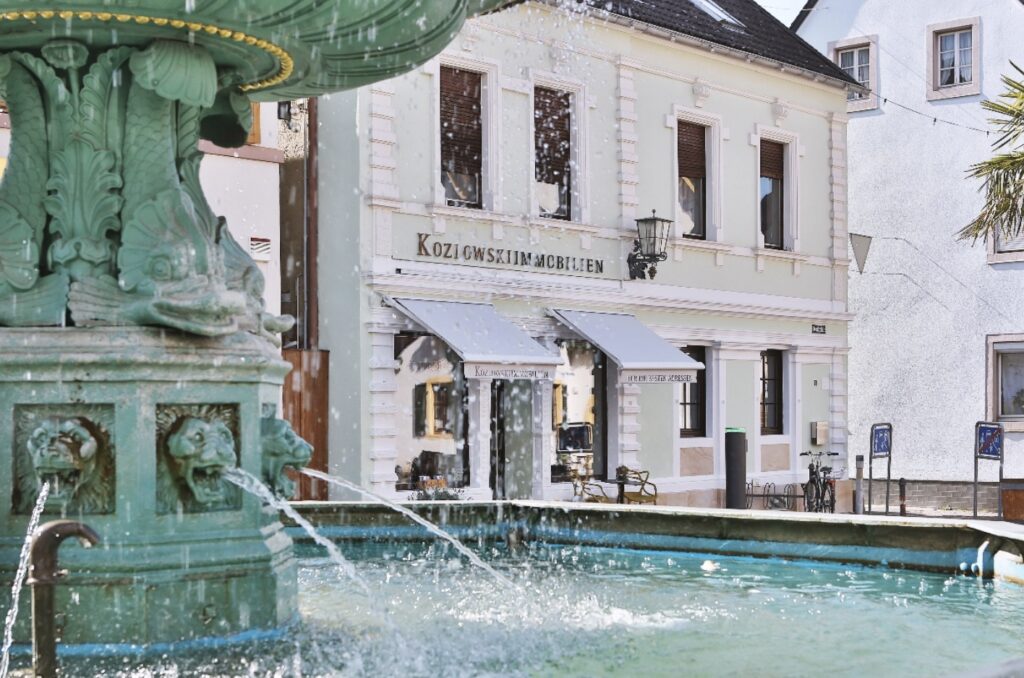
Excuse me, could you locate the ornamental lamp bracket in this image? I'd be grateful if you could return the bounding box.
[627,209,673,280]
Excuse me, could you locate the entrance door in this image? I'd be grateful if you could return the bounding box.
[490,380,507,500]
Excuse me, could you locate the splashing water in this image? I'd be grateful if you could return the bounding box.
[222,468,370,597]
[0,482,50,678]
[301,468,516,589]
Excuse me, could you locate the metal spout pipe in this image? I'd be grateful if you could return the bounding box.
[26,520,100,678]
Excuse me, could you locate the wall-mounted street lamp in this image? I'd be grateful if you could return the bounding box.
[627,210,673,280]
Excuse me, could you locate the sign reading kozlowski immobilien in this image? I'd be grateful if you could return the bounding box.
[415,233,606,276]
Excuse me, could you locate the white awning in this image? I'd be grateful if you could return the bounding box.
[549,309,704,383]
[390,298,561,380]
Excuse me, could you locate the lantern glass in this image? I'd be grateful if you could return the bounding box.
[635,212,672,258]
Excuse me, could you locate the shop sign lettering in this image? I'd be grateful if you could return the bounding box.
[416,233,606,275]
[469,364,555,380]
[622,373,696,383]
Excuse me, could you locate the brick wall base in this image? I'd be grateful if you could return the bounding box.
[865,479,999,513]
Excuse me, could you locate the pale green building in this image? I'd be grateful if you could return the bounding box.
[313,0,858,504]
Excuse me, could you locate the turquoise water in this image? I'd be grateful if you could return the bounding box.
[24,541,1024,676]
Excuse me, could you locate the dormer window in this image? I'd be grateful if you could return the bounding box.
[688,0,744,29]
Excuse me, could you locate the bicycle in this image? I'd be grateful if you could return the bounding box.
[801,450,839,513]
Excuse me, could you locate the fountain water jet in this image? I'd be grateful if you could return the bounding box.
[0,483,48,678]
[301,468,516,589]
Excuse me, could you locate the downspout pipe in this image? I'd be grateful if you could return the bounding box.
[26,520,101,678]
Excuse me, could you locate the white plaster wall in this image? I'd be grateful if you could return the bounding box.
[799,1,1024,481]
[200,155,281,317]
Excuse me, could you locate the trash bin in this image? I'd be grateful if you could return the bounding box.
[725,428,747,509]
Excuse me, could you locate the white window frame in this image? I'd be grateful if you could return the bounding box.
[987,335,1024,432]
[666,106,725,242]
[829,35,878,113]
[926,17,981,101]
[429,53,502,213]
[674,344,716,479]
[752,124,801,253]
[528,69,590,225]
[988,230,1024,264]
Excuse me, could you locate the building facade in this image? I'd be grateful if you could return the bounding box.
[316,0,856,503]
[797,1,1024,496]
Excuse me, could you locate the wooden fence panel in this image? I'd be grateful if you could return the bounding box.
[282,348,330,500]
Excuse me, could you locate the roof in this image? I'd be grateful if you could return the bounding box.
[789,0,818,33]
[586,0,857,86]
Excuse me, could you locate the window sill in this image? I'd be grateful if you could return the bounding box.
[998,420,1024,433]
[755,248,809,275]
[679,436,713,447]
[674,237,731,253]
[430,203,517,223]
[847,94,878,113]
[926,82,980,101]
[988,250,1024,265]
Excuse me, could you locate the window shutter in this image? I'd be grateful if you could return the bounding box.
[760,140,785,180]
[534,87,572,185]
[677,122,706,179]
[413,384,427,437]
[440,66,482,176]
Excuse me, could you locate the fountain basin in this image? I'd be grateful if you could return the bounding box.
[5,520,1024,676]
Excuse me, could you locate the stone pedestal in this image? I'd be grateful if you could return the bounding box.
[0,328,297,647]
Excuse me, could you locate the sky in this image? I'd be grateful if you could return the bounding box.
[756,0,808,26]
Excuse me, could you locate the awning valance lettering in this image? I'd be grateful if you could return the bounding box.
[549,309,704,382]
[389,298,561,380]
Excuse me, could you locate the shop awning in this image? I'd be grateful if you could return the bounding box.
[390,298,561,380]
[549,309,704,383]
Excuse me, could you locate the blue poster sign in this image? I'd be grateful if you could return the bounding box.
[871,423,892,458]
[976,423,1004,460]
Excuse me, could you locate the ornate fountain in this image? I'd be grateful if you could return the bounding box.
[0,0,513,649]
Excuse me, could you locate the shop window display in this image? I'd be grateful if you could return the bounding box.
[394,333,468,490]
[551,340,607,482]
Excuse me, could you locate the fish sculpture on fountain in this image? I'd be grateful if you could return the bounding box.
[0,0,519,650]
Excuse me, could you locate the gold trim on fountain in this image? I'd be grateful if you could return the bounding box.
[0,9,294,91]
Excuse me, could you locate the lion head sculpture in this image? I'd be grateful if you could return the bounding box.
[261,417,312,498]
[160,416,238,509]
[21,416,114,514]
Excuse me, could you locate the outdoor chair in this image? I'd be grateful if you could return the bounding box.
[570,469,613,504]
[618,467,658,505]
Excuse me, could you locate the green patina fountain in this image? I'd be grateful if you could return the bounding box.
[0,0,512,649]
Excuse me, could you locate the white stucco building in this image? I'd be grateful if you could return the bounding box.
[315,0,857,504]
[796,1,1024,495]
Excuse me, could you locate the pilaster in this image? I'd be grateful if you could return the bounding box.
[468,378,493,492]
[366,326,400,496]
[531,377,554,499]
[616,62,639,230]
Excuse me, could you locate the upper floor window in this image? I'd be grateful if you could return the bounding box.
[830,36,878,112]
[440,66,482,209]
[760,350,784,435]
[759,141,785,250]
[677,122,707,240]
[838,46,870,100]
[937,28,972,88]
[534,86,572,220]
[680,346,707,437]
[926,18,980,101]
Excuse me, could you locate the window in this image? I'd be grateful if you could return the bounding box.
[688,0,744,29]
[680,346,706,437]
[552,340,607,481]
[926,18,980,101]
[677,122,707,240]
[431,381,453,435]
[830,36,878,112]
[534,86,572,220]
[994,343,1024,420]
[838,46,870,100]
[440,66,483,208]
[759,141,785,250]
[937,28,972,88]
[760,350,784,435]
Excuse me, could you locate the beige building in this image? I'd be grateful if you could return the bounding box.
[314,0,858,504]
